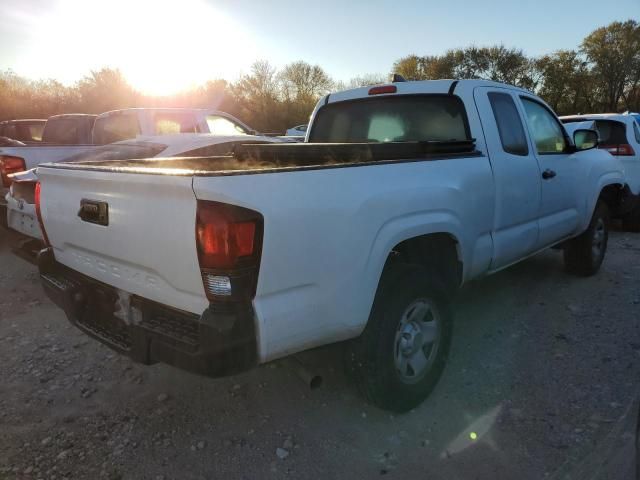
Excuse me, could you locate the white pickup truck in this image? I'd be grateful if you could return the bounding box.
[35,79,625,412]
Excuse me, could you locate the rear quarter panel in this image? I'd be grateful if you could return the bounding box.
[193,157,494,362]
[578,149,626,231]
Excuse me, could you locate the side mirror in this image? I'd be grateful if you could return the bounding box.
[573,129,599,151]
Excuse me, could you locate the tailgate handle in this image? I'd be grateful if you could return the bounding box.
[78,199,109,226]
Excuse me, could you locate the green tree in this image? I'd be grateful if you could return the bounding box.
[75,68,136,113]
[582,20,640,111]
[230,60,281,132]
[392,47,535,89]
[392,55,429,80]
[535,50,594,114]
[277,61,333,128]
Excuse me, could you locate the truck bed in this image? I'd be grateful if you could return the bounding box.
[40,141,480,177]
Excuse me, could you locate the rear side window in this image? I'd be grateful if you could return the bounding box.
[488,92,528,156]
[93,114,141,145]
[309,95,471,143]
[154,112,199,135]
[633,122,640,144]
[594,120,628,145]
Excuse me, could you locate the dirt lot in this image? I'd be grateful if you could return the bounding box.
[0,228,639,480]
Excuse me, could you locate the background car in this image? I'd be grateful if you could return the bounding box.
[0,119,46,143]
[562,112,640,230]
[286,124,307,137]
[4,132,289,259]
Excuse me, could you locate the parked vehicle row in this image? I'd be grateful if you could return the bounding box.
[5,133,291,259]
[285,124,308,137]
[32,79,627,412]
[0,108,261,229]
[0,108,256,187]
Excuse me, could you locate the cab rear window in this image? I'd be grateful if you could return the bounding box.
[309,95,471,143]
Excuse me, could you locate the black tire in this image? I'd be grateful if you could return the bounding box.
[344,262,453,412]
[564,201,609,276]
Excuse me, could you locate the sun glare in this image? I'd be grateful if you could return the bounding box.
[31,0,259,95]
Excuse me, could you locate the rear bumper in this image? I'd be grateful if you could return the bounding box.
[38,248,257,377]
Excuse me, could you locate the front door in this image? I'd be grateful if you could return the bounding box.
[518,95,581,248]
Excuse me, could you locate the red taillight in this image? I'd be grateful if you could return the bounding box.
[34,181,51,246]
[196,200,263,301]
[600,144,636,156]
[0,155,26,187]
[368,85,397,95]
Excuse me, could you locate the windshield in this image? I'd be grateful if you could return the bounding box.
[309,95,471,143]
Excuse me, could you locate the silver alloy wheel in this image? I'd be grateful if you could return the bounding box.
[592,217,606,259]
[394,298,441,384]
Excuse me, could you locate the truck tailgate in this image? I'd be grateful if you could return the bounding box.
[37,167,208,315]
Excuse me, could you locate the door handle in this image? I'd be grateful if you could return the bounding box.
[542,169,556,180]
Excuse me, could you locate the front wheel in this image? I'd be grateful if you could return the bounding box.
[564,201,609,276]
[344,263,453,412]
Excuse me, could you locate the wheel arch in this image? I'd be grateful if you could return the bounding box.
[363,218,466,323]
[595,181,626,220]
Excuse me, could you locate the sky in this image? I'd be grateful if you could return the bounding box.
[0,0,638,95]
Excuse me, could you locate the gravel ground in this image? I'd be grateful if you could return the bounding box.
[0,227,639,480]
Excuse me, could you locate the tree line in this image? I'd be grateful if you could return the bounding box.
[1,19,638,133]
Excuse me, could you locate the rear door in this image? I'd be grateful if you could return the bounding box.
[474,87,541,269]
[519,94,581,248]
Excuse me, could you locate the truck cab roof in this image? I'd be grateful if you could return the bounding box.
[326,79,532,104]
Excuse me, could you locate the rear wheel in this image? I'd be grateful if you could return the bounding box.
[564,201,609,276]
[345,263,452,412]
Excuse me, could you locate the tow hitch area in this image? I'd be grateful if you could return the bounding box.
[11,236,44,265]
[37,247,258,378]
